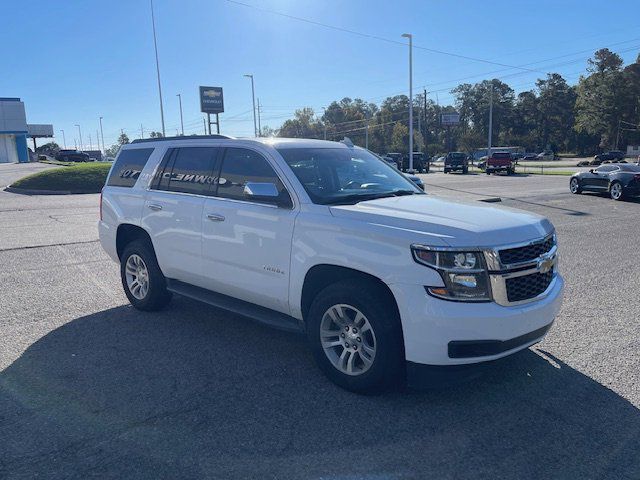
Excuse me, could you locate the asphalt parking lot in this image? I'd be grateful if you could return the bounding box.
[1,164,639,479]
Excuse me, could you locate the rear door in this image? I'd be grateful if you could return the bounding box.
[200,146,297,314]
[141,146,220,285]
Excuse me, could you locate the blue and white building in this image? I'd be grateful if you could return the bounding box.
[0,97,53,163]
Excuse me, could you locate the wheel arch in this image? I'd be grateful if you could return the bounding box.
[116,223,154,260]
[300,264,401,324]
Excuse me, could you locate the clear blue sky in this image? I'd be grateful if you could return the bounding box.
[1,0,638,149]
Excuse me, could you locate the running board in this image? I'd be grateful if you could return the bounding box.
[166,279,304,333]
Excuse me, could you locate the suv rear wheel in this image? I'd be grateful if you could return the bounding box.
[120,240,172,311]
[306,279,404,393]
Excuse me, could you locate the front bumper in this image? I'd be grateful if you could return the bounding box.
[389,274,564,366]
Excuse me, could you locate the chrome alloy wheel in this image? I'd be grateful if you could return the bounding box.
[570,178,580,193]
[610,182,622,200]
[125,254,149,300]
[320,304,377,376]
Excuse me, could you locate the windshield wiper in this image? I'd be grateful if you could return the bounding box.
[321,188,419,205]
[321,192,398,205]
[391,189,417,196]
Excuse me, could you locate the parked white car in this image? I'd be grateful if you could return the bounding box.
[99,136,564,392]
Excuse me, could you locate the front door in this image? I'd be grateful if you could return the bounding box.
[200,147,297,314]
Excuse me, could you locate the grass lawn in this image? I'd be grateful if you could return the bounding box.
[11,162,112,193]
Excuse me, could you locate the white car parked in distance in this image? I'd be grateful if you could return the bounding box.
[99,135,564,392]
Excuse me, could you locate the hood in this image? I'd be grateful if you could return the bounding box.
[329,194,553,248]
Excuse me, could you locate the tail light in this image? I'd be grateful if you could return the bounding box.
[99,188,103,221]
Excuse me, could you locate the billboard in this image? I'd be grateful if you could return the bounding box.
[441,113,460,126]
[199,86,224,114]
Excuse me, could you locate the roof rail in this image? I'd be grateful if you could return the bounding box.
[131,134,232,144]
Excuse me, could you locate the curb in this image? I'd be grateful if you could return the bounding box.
[4,186,98,195]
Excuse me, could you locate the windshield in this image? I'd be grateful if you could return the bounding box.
[278,147,423,204]
[449,153,466,160]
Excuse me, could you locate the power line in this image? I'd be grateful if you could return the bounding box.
[224,0,547,74]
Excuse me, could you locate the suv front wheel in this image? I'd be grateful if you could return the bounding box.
[120,240,172,311]
[306,280,404,393]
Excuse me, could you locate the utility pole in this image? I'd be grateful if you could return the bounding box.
[177,93,184,135]
[257,98,262,137]
[74,139,77,150]
[96,130,100,152]
[365,119,370,150]
[60,129,66,149]
[615,119,621,149]
[140,124,145,139]
[402,33,414,172]
[487,84,493,159]
[99,116,105,153]
[243,74,257,137]
[75,124,83,151]
[150,0,165,136]
[423,88,428,148]
[203,117,207,135]
[322,107,327,140]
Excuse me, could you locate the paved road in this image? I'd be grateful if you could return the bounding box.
[1,172,639,479]
[0,161,58,189]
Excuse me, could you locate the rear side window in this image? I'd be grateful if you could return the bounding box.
[152,147,220,195]
[107,148,154,187]
[217,147,290,205]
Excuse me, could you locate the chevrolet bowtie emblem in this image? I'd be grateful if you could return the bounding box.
[538,255,554,274]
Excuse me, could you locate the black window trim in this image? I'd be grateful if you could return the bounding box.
[149,146,221,197]
[213,146,295,209]
[146,144,296,209]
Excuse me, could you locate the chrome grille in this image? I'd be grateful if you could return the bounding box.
[505,270,554,302]
[499,235,554,265]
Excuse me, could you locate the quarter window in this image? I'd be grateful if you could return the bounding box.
[217,148,291,206]
[107,148,154,187]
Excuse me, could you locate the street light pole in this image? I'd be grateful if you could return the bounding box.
[75,124,83,151]
[60,129,66,149]
[402,33,414,172]
[177,94,184,135]
[150,0,166,136]
[243,74,257,137]
[99,116,105,153]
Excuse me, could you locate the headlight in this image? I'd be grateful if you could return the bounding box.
[411,246,491,302]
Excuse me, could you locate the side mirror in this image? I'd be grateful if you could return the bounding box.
[244,182,291,208]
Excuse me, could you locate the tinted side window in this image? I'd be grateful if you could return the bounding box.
[596,166,615,173]
[153,147,219,195]
[217,148,290,206]
[107,148,154,187]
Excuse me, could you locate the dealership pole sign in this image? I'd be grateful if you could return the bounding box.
[440,113,460,126]
[199,86,224,114]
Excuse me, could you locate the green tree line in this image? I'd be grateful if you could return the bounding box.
[271,49,640,156]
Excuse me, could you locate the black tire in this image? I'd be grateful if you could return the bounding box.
[462,167,468,174]
[444,169,449,174]
[609,181,624,201]
[569,177,582,194]
[306,279,404,394]
[120,239,172,311]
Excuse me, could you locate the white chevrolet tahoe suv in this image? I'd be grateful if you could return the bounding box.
[99,136,564,392]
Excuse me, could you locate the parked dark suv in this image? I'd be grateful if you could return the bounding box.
[402,152,428,173]
[593,151,625,163]
[55,150,91,162]
[444,152,469,174]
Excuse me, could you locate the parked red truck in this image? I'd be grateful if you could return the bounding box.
[486,152,515,175]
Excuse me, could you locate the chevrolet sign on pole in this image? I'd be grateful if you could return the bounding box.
[199,86,224,114]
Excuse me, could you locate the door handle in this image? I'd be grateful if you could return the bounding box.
[147,203,163,211]
[206,213,225,222]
